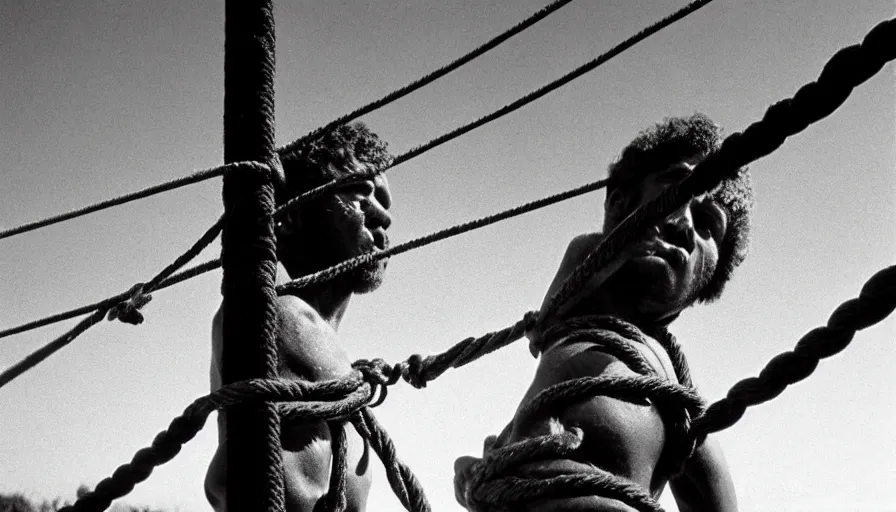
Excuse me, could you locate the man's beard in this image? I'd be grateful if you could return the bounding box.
[607,252,716,318]
[350,258,387,294]
[296,203,389,294]
[603,259,686,321]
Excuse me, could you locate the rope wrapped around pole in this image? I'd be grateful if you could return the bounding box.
[56,376,368,512]
[221,1,285,511]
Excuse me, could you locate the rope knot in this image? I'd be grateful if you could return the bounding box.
[402,354,427,389]
[353,358,405,407]
[353,358,402,387]
[524,310,547,358]
[107,283,152,325]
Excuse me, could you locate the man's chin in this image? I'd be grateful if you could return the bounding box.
[610,262,684,313]
[352,261,387,294]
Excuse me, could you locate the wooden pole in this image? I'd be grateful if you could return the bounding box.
[221,1,285,511]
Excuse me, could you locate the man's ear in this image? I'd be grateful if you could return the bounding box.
[604,188,632,224]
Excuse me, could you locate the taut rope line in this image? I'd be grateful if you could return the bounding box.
[0,175,607,342]
[271,0,719,221]
[0,0,575,242]
[278,0,575,155]
[0,175,606,391]
[1,0,716,385]
[60,264,896,512]
[5,6,895,512]
[0,208,228,389]
[0,164,229,241]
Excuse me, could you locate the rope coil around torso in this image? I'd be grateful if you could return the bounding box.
[463,316,704,512]
[61,263,896,512]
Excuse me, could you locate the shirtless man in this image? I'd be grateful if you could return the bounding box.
[455,113,754,511]
[205,122,394,512]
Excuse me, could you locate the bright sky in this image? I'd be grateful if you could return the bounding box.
[2,1,894,511]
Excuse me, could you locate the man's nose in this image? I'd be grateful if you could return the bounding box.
[365,201,392,230]
[660,204,695,253]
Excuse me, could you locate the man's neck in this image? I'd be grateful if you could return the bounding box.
[277,262,353,330]
[568,287,678,336]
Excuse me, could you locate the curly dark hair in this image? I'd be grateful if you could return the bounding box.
[606,113,754,303]
[275,121,393,204]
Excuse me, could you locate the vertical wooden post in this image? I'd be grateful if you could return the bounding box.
[221,1,285,511]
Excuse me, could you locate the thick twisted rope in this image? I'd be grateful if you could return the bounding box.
[467,262,896,511]
[0,175,610,343]
[10,12,896,512]
[689,264,896,444]
[59,372,429,512]
[220,1,285,511]
[540,16,896,326]
[0,258,220,341]
[58,375,370,512]
[54,263,896,511]
[353,312,538,393]
[351,408,431,512]
[522,318,704,474]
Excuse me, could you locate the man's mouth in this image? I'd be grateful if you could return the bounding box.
[370,230,388,251]
[636,237,687,268]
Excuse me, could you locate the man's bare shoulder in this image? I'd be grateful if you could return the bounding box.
[274,294,331,335]
[517,338,635,415]
[211,294,351,382]
[275,295,354,381]
[537,337,634,386]
[538,331,678,386]
[211,294,326,341]
[512,335,667,489]
[566,232,605,259]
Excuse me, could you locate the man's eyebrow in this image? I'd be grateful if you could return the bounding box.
[660,164,693,181]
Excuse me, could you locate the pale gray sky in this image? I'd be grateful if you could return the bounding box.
[1,1,894,511]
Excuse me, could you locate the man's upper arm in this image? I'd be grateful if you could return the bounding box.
[513,342,666,484]
[670,436,738,512]
[275,296,353,381]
